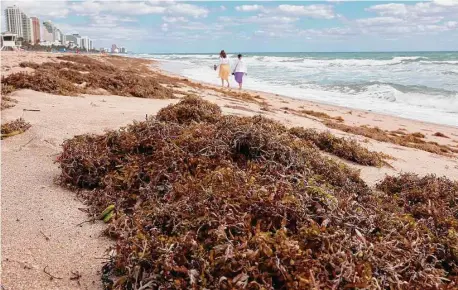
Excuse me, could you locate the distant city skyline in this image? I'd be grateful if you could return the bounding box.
[1,4,135,52]
[1,1,457,53]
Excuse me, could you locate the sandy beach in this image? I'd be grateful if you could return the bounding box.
[1,51,458,289]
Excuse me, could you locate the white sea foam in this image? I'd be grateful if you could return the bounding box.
[146,52,458,127]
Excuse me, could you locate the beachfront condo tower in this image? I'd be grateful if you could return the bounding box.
[4,5,34,43]
[30,17,40,44]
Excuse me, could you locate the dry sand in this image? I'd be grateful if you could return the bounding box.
[1,51,458,289]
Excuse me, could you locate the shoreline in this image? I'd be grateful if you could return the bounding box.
[152,58,458,135]
[1,51,458,288]
[152,58,458,130]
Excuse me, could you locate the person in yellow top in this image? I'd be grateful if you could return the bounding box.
[218,50,230,88]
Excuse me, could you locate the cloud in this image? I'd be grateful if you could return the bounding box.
[446,21,458,28]
[162,16,188,23]
[277,5,335,19]
[360,1,458,36]
[69,1,208,18]
[70,1,166,16]
[56,22,152,42]
[356,17,404,26]
[2,0,70,18]
[235,5,264,12]
[166,3,208,18]
[90,15,137,28]
[219,15,298,25]
[433,0,458,6]
[220,6,227,12]
[161,23,169,32]
[367,2,458,18]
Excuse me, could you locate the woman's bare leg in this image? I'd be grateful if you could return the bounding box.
[221,79,224,87]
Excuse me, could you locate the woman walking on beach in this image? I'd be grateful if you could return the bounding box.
[218,50,230,88]
[233,54,247,90]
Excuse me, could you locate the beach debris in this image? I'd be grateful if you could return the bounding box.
[1,118,31,139]
[1,86,18,110]
[289,127,390,167]
[5,56,175,99]
[99,205,115,219]
[324,120,458,155]
[156,95,221,124]
[433,132,450,138]
[102,211,114,223]
[57,97,458,289]
[39,230,50,241]
[43,266,63,280]
[70,271,82,282]
[300,109,344,122]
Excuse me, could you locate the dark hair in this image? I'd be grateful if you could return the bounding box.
[238,54,242,59]
[220,50,227,58]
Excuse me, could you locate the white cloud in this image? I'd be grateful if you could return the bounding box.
[277,5,335,19]
[235,5,264,12]
[177,22,223,31]
[69,1,208,18]
[220,15,298,25]
[367,2,458,18]
[446,21,458,28]
[366,3,408,17]
[220,6,226,12]
[166,3,208,18]
[2,0,70,18]
[433,0,458,6]
[70,1,166,16]
[356,17,404,26]
[361,1,458,36]
[162,16,188,23]
[161,23,169,32]
[90,15,137,28]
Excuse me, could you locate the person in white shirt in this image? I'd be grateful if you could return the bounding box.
[232,54,247,90]
[218,50,230,88]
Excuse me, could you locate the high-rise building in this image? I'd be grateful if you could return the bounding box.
[55,29,65,45]
[42,21,55,42]
[111,44,117,53]
[4,6,23,37]
[21,12,33,42]
[81,36,90,51]
[66,34,82,48]
[4,5,33,42]
[30,17,40,44]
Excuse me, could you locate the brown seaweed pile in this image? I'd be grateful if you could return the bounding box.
[57,98,457,289]
[1,84,17,110]
[324,121,458,155]
[2,56,174,99]
[1,118,31,138]
[157,95,222,124]
[289,127,388,167]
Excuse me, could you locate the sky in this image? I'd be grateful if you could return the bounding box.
[1,0,458,53]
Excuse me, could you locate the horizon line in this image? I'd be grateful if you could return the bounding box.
[132,50,458,54]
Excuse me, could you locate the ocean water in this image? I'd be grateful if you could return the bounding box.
[134,52,458,127]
